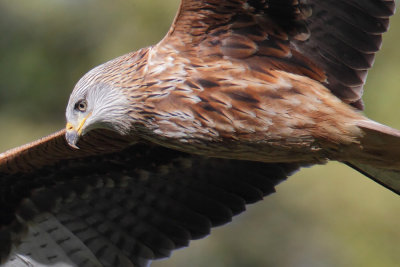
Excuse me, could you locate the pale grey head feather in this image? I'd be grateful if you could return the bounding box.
[66,64,132,135]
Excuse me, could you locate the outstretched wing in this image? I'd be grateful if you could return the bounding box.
[0,130,300,266]
[0,129,133,174]
[165,0,395,108]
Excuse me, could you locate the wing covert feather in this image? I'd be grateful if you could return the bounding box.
[0,129,132,174]
[166,0,395,108]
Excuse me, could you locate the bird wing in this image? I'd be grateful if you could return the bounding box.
[165,0,395,108]
[0,129,133,174]
[0,130,301,266]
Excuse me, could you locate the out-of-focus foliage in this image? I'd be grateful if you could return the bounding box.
[1,1,400,266]
[0,0,177,136]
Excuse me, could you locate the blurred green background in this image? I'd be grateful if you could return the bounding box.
[1,1,400,266]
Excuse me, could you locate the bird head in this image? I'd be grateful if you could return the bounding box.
[65,63,132,149]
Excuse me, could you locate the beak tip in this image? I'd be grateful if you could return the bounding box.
[70,143,80,150]
[65,130,81,149]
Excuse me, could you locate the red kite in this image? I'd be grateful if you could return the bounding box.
[1,1,398,266]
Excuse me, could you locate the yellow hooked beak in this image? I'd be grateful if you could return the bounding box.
[65,113,91,149]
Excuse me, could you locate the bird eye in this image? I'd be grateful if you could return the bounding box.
[74,99,87,112]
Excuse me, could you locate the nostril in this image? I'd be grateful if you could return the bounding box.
[66,123,74,131]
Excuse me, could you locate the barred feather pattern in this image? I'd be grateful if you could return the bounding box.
[1,144,300,266]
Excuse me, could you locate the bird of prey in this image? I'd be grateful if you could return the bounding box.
[0,0,398,266]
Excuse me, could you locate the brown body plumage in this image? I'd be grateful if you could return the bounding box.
[91,1,389,166]
[1,1,399,266]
